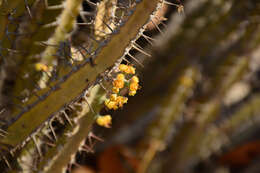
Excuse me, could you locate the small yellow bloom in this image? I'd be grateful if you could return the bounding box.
[113,74,125,89]
[119,64,135,74]
[117,73,125,81]
[131,76,139,83]
[110,94,118,101]
[119,64,128,72]
[105,100,118,110]
[130,82,139,91]
[116,96,128,107]
[112,87,120,93]
[35,63,48,72]
[113,80,124,89]
[129,90,136,96]
[128,66,135,74]
[96,115,112,128]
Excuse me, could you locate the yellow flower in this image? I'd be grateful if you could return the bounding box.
[131,76,139,83]
[110,94,118,101]
[105,100,118,110]
[130,82,139,91]
[129,90,136,96]
[96,115,112,128]
[128,66,135,74]
[119,64,135,74]
[113,74,125,89]
[119,64,128,72]
[117,73,125,81]
[112,87,120,93]
[113,80,124,89]
[116,96,128,107]
[35,63,48,72]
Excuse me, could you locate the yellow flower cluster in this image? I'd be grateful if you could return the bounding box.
[98,64,140,127]
[119,64,135,74]
[129,76,139,96]
[96,115,112,128]
[105,94,128,110]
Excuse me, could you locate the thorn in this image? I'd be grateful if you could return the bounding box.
[9,150,15,157]
[150,17,164,34]
[153,15,168,29]
[61,110,73,126]
[32,135,42,157]
[78,45,91,55]
[127,52,144,67]
[0,133,6,137]
[56,114,65,124]
[141,33,155,45]
[24,0,32,19]
[81,145,94,153]
[83,96,96,115]
[162,0,180,7]
[98,82,109,93]
[47,4,64,10]
[87,35,102,45]
[85,0,97,7]
[49,121,57,141]
[132,43,151,57]
[76,48,87,61]
[44,141,56,147]
[3,156,11,169]
[44,0,64,10]
[4,48,23,54]
[122,57,131,64]
[43,21,59,28]
[67,163,72,173]
[44,130,55,142]
[38,41,58,47]
[88,132,104,147]
[74,162,84,169]
[0,129,8,135]
[101,19,114,33]
[76,22,93,26]
[80,11,94,17]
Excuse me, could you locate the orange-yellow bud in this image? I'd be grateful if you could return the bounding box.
[119,64,135,74]
[105,100,118,110]
[112,87,120,93]
[129,90,136,96]
[119,64,128,72]
[128,66,135,74]
[113,80,124,89]
[110,94,118,101]
[117,73,125,81]
[96,115,112,128]
[116,96,128,107]
[130,83,139,91]
[35,63,48,72]
[131,76,139,83]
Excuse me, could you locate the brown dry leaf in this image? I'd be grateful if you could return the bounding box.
[219,140,260,167]
[73,167,96,173]
[98,145,139,173]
